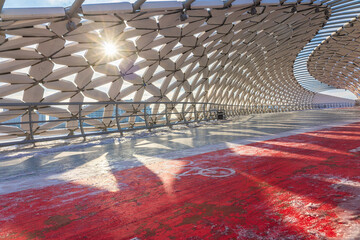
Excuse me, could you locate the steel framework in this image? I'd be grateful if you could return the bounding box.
[0,0,353,146]
[308,17,360,98]
[294,0,360,92]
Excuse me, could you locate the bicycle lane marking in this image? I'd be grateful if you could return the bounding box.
[0,119,357,196]
[150,160,236,180]
[0,121,360,239]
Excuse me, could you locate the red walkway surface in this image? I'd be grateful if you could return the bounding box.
[1,123,360,239]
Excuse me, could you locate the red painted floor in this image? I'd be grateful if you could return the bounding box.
[1,123,360,239]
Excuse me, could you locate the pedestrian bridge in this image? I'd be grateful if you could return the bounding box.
[0,0,358,146]
[0,0,360,239]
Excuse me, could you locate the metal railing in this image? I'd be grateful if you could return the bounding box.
[0,101,354,147]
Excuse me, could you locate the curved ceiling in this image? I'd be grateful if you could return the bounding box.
[0,1,327,107]
[0,1,329,139]
[308,17,360,98]
[294,0,360,92]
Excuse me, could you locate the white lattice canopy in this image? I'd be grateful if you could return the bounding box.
[0,0,329,140]
[308,17,360,98]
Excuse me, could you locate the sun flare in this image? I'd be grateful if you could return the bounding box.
[102,41,118,57]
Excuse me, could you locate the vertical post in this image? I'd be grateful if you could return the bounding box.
[28,105,34,142]
[203,103,207,121]
[214,104,217,119]
[182,103,188,125]
[194,104,199,123]
[144,103,150,131]
[115,103,123,137]
[212,104,215,119]
[79,104,86,141]
[220,104,222,119]
[165,103,172,129]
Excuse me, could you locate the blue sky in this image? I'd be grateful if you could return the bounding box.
[5,0,74,8]
[4,0,123,8]
[320,89,357,100]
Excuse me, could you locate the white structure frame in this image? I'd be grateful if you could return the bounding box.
[0,0,336,144]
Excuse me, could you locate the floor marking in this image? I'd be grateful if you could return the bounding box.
[0,119,358,195]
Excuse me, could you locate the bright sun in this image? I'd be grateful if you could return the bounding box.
[102,42,118,57]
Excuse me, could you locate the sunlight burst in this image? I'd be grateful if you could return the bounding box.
[102,41,118,57]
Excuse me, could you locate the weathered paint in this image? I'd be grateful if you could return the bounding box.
[1,123,360,239]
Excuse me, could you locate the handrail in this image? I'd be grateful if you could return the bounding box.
[0,101,355,147]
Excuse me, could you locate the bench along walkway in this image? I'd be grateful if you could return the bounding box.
[0,108,360,239]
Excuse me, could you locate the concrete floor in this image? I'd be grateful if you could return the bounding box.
[1,107,360,239]
[0,108,360,194]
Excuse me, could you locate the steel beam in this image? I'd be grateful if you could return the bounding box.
[133,0,146,11]
[183,0,195,10]
[224,0,235,8]
[67,0,85,17]
[0,0,6,13]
